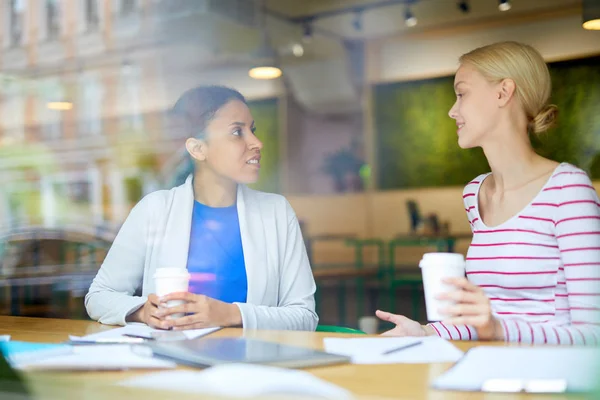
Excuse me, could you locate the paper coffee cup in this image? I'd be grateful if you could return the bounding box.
[153,268,190,320]
[358,316,379,334]
[419,253,465,321]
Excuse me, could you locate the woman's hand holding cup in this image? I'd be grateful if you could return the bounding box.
[130,268,244,330]
[156,292,242,330]
[438,277,504,340]
[127,294,172,330]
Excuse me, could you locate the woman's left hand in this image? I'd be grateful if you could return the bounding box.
[438,277,504,341]
[156,292,242,330]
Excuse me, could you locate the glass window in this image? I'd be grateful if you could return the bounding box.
[85,0,99,30]
[79,72,104,136]
[39,78,64,141]
[120,0,136,17]
[118,64,142,130]
[46,0,61,40]
[9,0,25,47]
[1,80,25,141]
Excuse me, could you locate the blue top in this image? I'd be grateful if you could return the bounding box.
[186,201,248,303]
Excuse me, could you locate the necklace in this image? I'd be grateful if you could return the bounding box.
[493,166,556,193]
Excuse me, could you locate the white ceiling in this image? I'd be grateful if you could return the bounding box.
[149,0,585,72]
[264,0,582,40]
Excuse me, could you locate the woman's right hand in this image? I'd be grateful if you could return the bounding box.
[375,310,433,337]
[127,294,171,330]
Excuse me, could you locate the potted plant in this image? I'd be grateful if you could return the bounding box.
[321,146,364,193]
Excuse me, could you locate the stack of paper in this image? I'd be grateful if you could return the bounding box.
[433,346,600,393]
[323,336,463,364]
[2,323,219,371]
[69,323,220,342]
[119,363,354,399]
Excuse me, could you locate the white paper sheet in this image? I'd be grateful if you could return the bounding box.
[15,345,177,371]
[0,335,10,342]
[118,364,354,399]
[69,323,220,342]
[433,346,600,393]
[323,336,463,364]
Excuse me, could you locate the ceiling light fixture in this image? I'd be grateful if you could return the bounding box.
[249,1,282,80]
[405,7,417,27]
[248,22,282,80]
[302,19,314,43]
[583,0,600,30]
[498,0,511,12]
[352,10,363,31]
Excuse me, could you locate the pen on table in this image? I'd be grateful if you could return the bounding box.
[381,341,423,355]
[65,336,151,345]
[122,334,155,341]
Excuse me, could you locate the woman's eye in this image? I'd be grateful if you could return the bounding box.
[232,128,242,136]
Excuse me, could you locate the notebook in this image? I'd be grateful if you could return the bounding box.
[323,336,463,364]
[433,346,600,393]
[68,324,220,343]
[147,337,351,369]
[0,342,72,365]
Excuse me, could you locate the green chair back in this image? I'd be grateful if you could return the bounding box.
[316,325,366,334]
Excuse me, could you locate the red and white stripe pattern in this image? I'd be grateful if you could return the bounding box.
[430,163,600,345]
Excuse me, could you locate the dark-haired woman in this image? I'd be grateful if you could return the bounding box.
[86,86,318,331]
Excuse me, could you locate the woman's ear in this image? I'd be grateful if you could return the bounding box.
[498,78,516,106]
[185,138,206,161]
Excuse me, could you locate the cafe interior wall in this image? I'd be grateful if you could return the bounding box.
[284,10,600,248]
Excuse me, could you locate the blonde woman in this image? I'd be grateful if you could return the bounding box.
[377,42,600,345]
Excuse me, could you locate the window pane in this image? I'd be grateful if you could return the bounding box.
[121,0,136,17]
[47,0,61,40]
[10,0,24,46]
[86,0,99,29]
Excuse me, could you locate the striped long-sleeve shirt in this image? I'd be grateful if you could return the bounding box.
[430,163,600,345]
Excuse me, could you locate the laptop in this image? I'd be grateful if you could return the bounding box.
[147,337,351,369]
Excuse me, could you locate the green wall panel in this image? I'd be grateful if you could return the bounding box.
[375,56,600,189]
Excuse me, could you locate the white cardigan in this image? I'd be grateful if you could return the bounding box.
[85,176,318,331]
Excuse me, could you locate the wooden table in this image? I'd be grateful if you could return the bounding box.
[0,316,579,400]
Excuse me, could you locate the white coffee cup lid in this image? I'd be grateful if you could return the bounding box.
[153,268,190,279]
[419,253,465,269]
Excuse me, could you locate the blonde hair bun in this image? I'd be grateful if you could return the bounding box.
[531,104,558,133]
